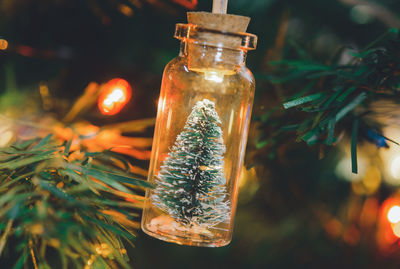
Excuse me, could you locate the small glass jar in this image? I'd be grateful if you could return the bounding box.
[142,17,257,247]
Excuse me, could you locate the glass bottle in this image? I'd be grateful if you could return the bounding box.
[142,12,257,247]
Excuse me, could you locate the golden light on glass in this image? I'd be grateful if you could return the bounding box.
[98,78,132,115]
[204,71,224,83]
[227,109,234,135]
[157,96,166,112]
[238,166,257,189]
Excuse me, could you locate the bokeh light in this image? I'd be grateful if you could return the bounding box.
[98,78,132,115]
[362,166,381,195]
[0,39,8,50]
[350,5,375,24]
[335,155,367,182]
[380,127,400,186]
[390,156,400,179]
[387,205,400,224]
[118,4,134,17]
[392,222,400,238]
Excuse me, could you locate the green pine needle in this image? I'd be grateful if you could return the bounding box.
[257,28,400,167]
[0,137,150,269]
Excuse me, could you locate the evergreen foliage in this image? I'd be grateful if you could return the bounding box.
[0,134,152,269]
[151,99,230,227]
[257,29,400,172]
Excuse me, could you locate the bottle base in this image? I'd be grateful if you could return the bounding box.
[141,215,231,247]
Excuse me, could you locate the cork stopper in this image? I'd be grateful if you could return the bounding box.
[180,11,256,72]
[187,12,250,33]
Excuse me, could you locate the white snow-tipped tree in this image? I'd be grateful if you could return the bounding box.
[151,99,230,227]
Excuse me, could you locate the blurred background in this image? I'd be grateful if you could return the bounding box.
[1,0,400,268]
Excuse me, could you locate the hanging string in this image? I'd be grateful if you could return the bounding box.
[212,0,227,14]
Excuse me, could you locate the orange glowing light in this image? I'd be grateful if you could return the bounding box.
[378,197,400,248]
[98,78,132,115]
[0,39,8,50]
[388,205,400,224]
[118,4,134,16]
[172,0,198,9]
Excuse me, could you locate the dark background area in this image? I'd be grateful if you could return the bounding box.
[1,0,400,268]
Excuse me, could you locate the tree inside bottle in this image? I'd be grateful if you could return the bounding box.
[151,99,230,232]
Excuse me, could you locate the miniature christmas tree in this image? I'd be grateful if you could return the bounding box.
[151,99,230,228]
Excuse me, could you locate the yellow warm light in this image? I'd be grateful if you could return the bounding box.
[390,156,400,179]
[362,166,381,195]
[118,4,134,16]
[0,130,13,147]
[387,205,400,224]
[379,127,400,185]
[95,243,112,257]
[335,156,365,182]
[204,71,224,83]
[0,39,8,50]
[393,222,400,238]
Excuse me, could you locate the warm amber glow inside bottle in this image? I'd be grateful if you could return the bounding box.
[142,13,257,247]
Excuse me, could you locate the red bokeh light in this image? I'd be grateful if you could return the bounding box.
[98,78,132,115]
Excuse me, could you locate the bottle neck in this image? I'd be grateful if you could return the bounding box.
[180,42,247,73]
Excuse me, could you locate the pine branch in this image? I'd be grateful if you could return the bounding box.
[255,28,400,171]
[0,135,152,268]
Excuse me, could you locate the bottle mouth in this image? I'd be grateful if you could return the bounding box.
[174,23,257,51]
